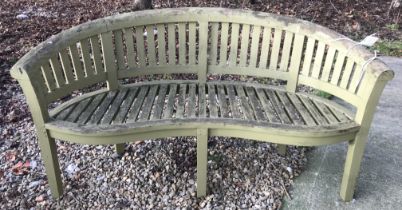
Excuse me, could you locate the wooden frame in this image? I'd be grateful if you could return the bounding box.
[10,8,394,202]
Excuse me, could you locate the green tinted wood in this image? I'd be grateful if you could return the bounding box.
[59,49,74,84]
[146,25,157,66]
[167,23,176,65]
[311,42,326,79]
[176,84,187,118]
[90,35,104,74]
[239,24,250,67]
[80,39,95,76]
[258,27,271,69]
[123,28,137,68]
[255,88,281,123]
[208,84,218,118]
[198,84,206,117]
[217,84,229,118]
[229,23,240,66]
[301,38,316,76]
[330,52,347,85]
[156,24,167,65]
[135,26,146,67]
[245,86,265,121]
[49,57,66,88]
[235,85,254,120]
[340,59,356,89]
[101,32,118,90]
[113,88,139,124]
[210,23,219,65]
[178,23,186,65]
[279,31,294,72]
[219,22,229,66]
[127,86,149,122]
[227,85,241,119]
[249,25,261,68]
[114,30,126,70]
[321,48,337,82]
[76,93,106,124]
[69,44,85,80]
[152,84,168,120]
[187,84,197,118]
[139,85,158,121]
[269,29,283,70]
[41,64,57,92]
[101,89,129,124]
[163,84,177,119]
[188,23,197,65]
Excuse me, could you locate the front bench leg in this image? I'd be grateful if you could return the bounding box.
[340,131,369,202]
[38,130,63,198]
[196,128,208,197]
[115,143,125,155]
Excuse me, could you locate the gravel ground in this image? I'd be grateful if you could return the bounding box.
[1,0,399,209]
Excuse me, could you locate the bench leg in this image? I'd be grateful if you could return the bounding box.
[196,128,208,197]
[38,132,63,198]
[340,132,368,202]
[277,144,287,155]
[115,143,125,155]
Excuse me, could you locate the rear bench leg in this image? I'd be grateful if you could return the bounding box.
[115,143,125,155]
[277,144,287,155]
[37,131,63,198]
[197,128,208,197]
[340,132,369,201]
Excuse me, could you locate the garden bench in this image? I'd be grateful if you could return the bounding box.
[10,8,394,202]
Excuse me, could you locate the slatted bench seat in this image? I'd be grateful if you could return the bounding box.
[10,8,393,202]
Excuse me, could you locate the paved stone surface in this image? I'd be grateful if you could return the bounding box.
[283,57,402,210]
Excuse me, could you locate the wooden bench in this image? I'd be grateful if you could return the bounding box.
[10,8,394,201]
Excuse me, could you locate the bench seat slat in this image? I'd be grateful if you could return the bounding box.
[127,86,149,122]
[245,87,266,121]
[235,85,254,120]
[139,85,159,121]
[66,97,93,123]
[217,84,229,118]
[255,88,281,123]
[187,84,197,118]
[198,84,207,118]
[265,89,291,124]
[276,91,304,125]
[286,93,317,126]
[101,89,129,124]
[298,96,328,125]
[312,101,340,124]
[88,91,118,124]
[76,93,107,124]
[113,87,139,123]
[152,84,168,120]
[163,84,177,119]
[227,85,241,119]
[208,84,219,118]
[175,84,187,119]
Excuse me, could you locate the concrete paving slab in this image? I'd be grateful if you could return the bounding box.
[283,57,402,210]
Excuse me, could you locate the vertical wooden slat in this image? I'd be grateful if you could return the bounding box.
[209,23,219,65]
[249,25,261,68]
[301,38,316,76]
[348,64,363,93]
[146,25,157,66]
[152,84,168,120]
[101,32,118,90]
[227,85,241,119]
[235,85,254,120]
[176,84,187,118]
[198,22,209,82]
[239,24,250,67]
[126,86,149,122]
[156,24,167,65]
[113,87,139,124]
[59,49,74,84]
[41,65,57,92]
[269,29,283,70]
[135,26,146,67]
[340,59,356,89]
[163,84,177,119]
[187,84,197,118]
[69,44,85,80]
[259,27,272,69]
[321,48,337,82]
[167,23,176,65]
[330,52,347,85]
[311,42,326,78]
[138,85,158,121]
[80,39,95,76]
[219,22,229,66]
[49,57,66,88]
[188,23,197,65]
[286,34,305,92]
[178,23,187,65]
[114,30,126,70]
[90,35,104,74]
[228,23,240,67]
[123,28,137,68]
[217,84,229,118]
[279,31,294,71]
[101,89,129,124]
[198,84,207,118]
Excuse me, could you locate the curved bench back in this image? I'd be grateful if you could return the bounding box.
[11,8,393,111]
